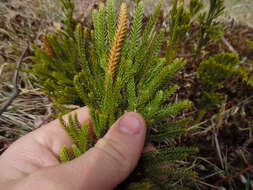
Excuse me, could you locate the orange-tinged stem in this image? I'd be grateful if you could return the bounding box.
[106,3,128,80]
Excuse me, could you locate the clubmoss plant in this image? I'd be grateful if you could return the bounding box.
[165,0,225,62]
[197,53,240,121]
[31,0,198,189]
[238,65,253,87]
[31,33,82,110]
[195,0,225,56]
[60,0,76,37]
[166,0,192,63]
[197,52,253,120]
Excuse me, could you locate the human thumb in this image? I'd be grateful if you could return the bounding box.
[39,112,146,190]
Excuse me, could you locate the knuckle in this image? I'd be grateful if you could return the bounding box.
[95,137,132,172]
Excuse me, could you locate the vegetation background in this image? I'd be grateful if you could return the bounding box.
[0,0,252,189]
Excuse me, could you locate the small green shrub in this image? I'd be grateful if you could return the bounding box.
[165,0,225,61]
[195,51,253,124]
[195,0,225,55]
[31,33,82,108]
[198,52,252,113]
[166,0,192,63]
[198,53,239,91]
[197,53,239,110]
[60,0,76,37]
[238,67,253,87]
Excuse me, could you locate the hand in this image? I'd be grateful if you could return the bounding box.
[0,107,146,190]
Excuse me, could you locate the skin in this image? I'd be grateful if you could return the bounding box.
[0,107,147,190]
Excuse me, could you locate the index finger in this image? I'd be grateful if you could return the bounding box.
[30,106,91,156]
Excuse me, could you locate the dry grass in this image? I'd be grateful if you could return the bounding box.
[0,0,71,151]
[188,96,253,189]
[0,88,50,132]
[224,0,253,27]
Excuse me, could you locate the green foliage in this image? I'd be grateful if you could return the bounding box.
[189,0,203,16]
[166,0,224,60]
[247,40,253,49]
[59,113,89,162]
[166,0,192,63]
[198,53,239,90]
[60,0,76,37]
[31,0,198,189]
[197,53,239,109]
[125,182,157,190]
[195,0,225,55]
[238,66,253,87]
[30,33,82,108]
[59,146,72,163]
[165,0,223,62]
[197,52,253,122]
[107,0,116,46]
[29,0,81,109]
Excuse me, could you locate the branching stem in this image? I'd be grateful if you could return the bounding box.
[0,45,29,115]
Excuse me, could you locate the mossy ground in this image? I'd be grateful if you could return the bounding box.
[0,0,252,189]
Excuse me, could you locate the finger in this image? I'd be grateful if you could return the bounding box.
[0,107,91,181]
[31,112,146,190]
[28,106,91,156]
